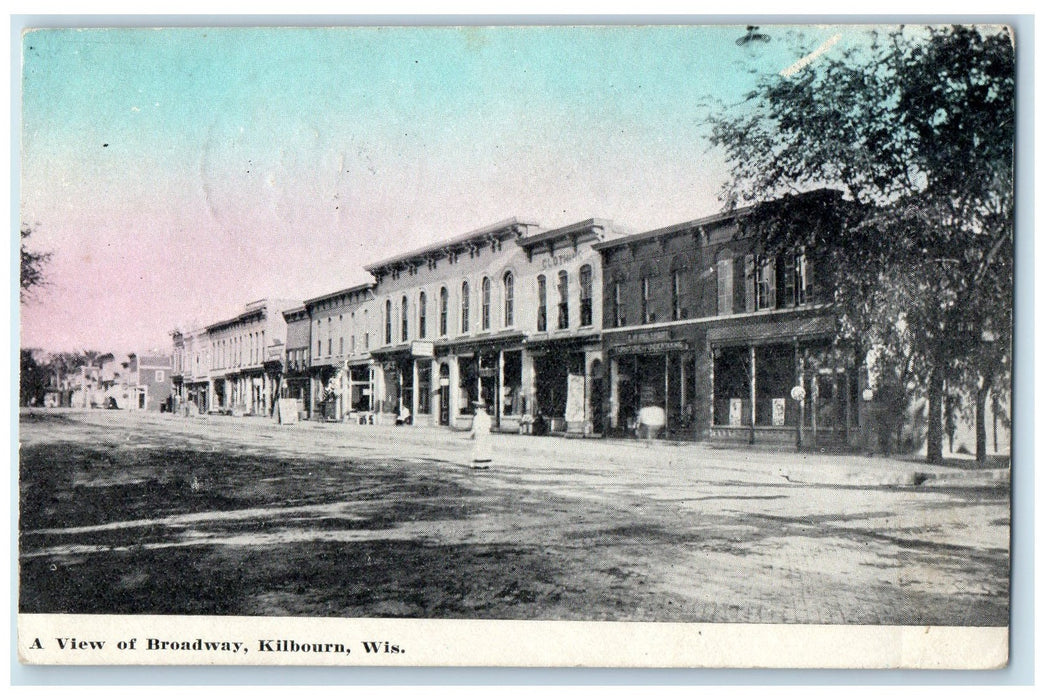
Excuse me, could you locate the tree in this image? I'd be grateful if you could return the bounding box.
[707,25,1014,463]
[20,224,51,302]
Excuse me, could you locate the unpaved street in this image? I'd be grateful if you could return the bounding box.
[18,410,1009,625]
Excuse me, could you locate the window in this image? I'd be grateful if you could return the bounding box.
[327,317,332,356]
[461,281,470,332]
[418,291,427,338]
[557,270,569,329]
[537,275,547,332]
[481,277,491,330]
[339,336,344,355]
[363,309,369,350]
[503,271,514,327]
[757,256,776,310]
[579,265,593,326]
[401,296,409,341]
[641,277,653,323]
[717,258,734,315]
[385,300,392,344]
[155,370,164,382]
[671,270,681,321]
[794,252,812,305]
[350,334,355,354]
[439,287,448,336]
[613,281,626,327]
[744,255,756,312]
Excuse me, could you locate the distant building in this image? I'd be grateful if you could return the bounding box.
[126,353,173,411]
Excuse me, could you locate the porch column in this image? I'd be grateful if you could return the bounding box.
[708,347,715,428]
[448,356,461,425]
[412,359,420,424]
[796,350,805,450]
[749,345,756,445]
[811,373,819,448]
[497,349,505,427]
[609,356,619,430]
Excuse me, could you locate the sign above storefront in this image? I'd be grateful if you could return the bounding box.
[610,340,690,356]
[411,341,434,358]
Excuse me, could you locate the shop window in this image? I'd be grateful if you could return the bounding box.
[461,281,470,332]
[717,258,733,315]
[557,270,569,329]
[580,265,593,326]
[481,277,491,330]
[418,291,427,338]
[502,350,523,416]
[417,363,431,414]
[537,275,547,332]
[439,287,449,336]
[503,271,514,327]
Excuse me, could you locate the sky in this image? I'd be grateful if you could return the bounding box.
[19,24,850,355]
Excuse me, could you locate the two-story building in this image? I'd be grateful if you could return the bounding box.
[127,352,173,411]
[171,327,211,414]
[364,218,541,429]
[301,283,376,422]
[595,206,854,445]
[203,298,300,416]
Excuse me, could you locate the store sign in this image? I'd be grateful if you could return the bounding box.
[411,341,434,358]
[611,340,689,356]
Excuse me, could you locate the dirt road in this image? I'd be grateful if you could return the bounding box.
[18,410,1009,624]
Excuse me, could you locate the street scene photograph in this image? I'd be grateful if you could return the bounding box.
[18,23,1013,665]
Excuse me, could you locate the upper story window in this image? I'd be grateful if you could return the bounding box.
[439,287,449,336]
[757,256,776,310]
[503,271,514,327]
[327,317,333,355]
[461,281,470,333]
[557,270,569,329]
[717,258,734,315]
[613,281,626,327]
[793,252,812,306]
[385,299,393,344]
[401,295,409,342]
[363,309,369,350]
[481,277,492,330]
[579,265,593,327]
[671,270,682,321]
[641,277,653,324]
[418,291,427,339]
[537,275,547,332]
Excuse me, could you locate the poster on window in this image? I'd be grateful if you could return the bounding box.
[728,398,743,426]
[564,373,586,424]
[772,398,786,426]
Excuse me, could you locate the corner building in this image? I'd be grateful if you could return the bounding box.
[595,207,857,446]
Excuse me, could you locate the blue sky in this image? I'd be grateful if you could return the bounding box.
[20,24,848,353]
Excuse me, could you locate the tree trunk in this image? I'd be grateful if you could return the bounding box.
[976,385,989,465]
[926,366,944,464]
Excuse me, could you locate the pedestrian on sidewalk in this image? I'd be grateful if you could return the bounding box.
[470,401,493,469]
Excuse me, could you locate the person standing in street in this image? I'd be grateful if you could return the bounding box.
[470,401,493,469]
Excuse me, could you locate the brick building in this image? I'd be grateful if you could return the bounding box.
[595,207,855,445]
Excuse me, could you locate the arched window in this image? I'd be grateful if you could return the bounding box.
[536,274,547,332]
[503,271,514,327]
[579,264,593,326]
[557,270,569,329]
[401,296,409,341]
[461,281,470,332]
[439,287,449,336]
[418,291,427,339]
[385,299,392,344]
[481,277,491,330]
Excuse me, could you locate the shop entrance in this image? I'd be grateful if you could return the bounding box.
[438,363,450,425]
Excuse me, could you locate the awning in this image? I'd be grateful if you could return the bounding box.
[434,331,525,356]
[524,332,600,354]
[707,313,834,346]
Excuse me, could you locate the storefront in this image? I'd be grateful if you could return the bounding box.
[707,312,857,447]
[526,335,603,435]
[604,326,710,440]
[434,331,525,431]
